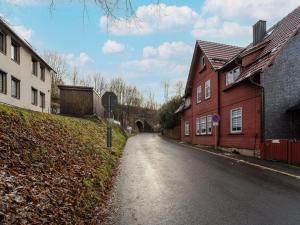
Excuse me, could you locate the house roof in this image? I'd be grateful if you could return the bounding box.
[232,6,300,85]
[0,17,56,73]
[198,40,244,70]
[184,41,243,96]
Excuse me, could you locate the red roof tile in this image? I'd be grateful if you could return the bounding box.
[197,40,244,70]
[234,6,300,84]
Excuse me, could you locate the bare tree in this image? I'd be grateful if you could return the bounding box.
[110,77,126,105]
[161,80,170,103]
[144,90,157,110]
[174,80,184,97]
[91,72,108,96]
[42,51,69,99]
[72,66,79,86]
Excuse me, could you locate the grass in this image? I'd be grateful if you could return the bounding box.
[0,103,127,222]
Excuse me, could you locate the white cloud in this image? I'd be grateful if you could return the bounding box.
[143,42,193,59]
[63,52,93,67]
[12,25,33,41]
[192,16,252,40]
[0,15,33,41]
[100,3,198,36]
[102,40,125,54]
[78,52,93,65]
[202,0,300,21]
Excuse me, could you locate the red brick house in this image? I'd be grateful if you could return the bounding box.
[178,6,300,160]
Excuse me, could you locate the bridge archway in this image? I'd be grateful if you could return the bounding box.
[135,120,144,132]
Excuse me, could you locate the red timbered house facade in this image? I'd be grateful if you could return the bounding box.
[178,6,300,159]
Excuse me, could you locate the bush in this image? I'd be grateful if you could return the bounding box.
[159,97,182,129]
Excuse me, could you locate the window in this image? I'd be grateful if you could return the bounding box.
[201,56,205,68]
[184,121,190,136]
[40,92,45,108]
[196,85,201,103]
[11,40,20,63]
[205,80,211,99]
[200,116,206,135]
[196,118,200,135]
[11,77,20,99]
[207,115,212,134]
[226,67,240,86]
[31,88,38,105]
[0,71,7,94]
[40,66,45,81]
[231,108,242,133]
[32,58,38,76]
[0,31,6,54]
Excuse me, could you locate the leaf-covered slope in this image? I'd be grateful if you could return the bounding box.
[0,104,126,224]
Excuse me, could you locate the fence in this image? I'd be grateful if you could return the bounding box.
[163,126,181,140]
[261,140,300,165]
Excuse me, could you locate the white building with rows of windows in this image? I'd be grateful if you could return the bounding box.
[0,17,54,113]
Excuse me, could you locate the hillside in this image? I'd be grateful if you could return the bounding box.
[0,104,126,224]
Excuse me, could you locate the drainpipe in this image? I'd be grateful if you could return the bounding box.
[250,75,265,143]
[217,71,221,147]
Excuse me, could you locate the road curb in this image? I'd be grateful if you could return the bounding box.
[170,140,300,180]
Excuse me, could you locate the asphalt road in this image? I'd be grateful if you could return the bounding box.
[110,133,300,225]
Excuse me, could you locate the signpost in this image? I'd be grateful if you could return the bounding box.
[102,92,118,149]
[212,114,220,150]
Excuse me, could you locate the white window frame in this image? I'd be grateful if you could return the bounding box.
[196,118,200,135]
[196,85,201,103]
[201,56,206,68]
[205,80,211,99]
[230,107,242,133]
[226,67,240,86]
[207,115,212,135]
[200,116,207,135]
[184,121,190,136]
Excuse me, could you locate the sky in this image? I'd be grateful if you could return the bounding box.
[0,0,299,103]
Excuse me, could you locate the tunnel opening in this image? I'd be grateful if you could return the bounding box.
[136,120,144,132]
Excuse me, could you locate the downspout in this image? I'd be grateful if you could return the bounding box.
[217,70,221,147]
[250,75,265,144]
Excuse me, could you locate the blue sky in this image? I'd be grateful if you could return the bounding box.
[0,0,299,103]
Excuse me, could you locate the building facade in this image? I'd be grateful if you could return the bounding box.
[0,18,54,113]
[58,85,104,118]
[178,6,300,159]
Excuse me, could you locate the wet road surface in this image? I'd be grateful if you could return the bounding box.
[110,134,300,225]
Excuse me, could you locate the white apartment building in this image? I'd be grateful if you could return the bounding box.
[0,17,54,113]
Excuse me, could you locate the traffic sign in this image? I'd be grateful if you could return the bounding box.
[102,92,118,110]
[212,114,220,123]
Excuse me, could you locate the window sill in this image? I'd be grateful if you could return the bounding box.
[0,50,6,56]
[196,134,213,136]
[184,134,190,136]
[205,97,211,100]
[11,59,20,65]
[11,96,20,100]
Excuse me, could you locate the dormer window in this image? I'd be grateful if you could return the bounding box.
[226,67,240,86]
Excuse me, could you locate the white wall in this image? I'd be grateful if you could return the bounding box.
[0,29,52,113]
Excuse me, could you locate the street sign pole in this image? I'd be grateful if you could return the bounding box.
[212,114,220,150]
[107,94,112,150]
[101,91,118,151]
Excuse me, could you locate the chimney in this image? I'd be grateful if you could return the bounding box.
[253,20,267,45]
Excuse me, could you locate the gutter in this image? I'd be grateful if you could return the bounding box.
[249,76,265,143]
